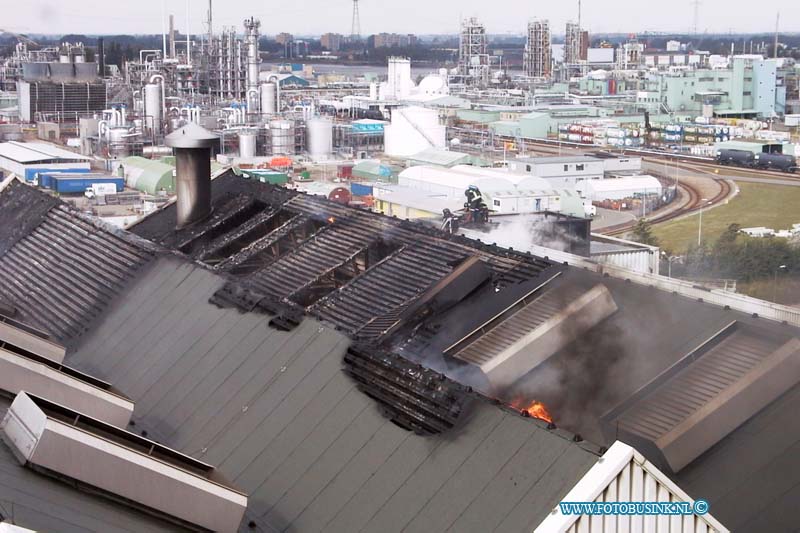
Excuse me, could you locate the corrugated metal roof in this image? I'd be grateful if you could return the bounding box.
[0,141,91,164]
[0,182,154,344]
[407,148,471,166]
[67,256,600,532]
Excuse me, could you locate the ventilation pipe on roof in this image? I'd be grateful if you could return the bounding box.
[165,123,220,229]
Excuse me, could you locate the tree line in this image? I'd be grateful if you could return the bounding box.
[633,220,799,282]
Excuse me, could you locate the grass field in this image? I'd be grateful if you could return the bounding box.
[652,182,800,253]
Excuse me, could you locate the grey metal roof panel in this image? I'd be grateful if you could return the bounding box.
[676,381,800,532]
[66,256,600,533]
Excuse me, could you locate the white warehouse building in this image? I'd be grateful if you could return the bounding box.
[508,155,643,188]
[577,175,663,202]
[398,165,562,214]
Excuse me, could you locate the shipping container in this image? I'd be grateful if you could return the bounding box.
[351,182,374,197]
[27,167,90,184]
[51,176,125,194]
[338,164,354,179]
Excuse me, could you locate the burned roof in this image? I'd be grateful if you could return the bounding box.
[0,180,156,345]
[3,175,800,531]
[67,256,601,532]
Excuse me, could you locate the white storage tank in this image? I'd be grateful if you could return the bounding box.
[144,83,163,134]
[260,83,277,115]
[239,130,258,158]
[307,118,333,159]
[269,120,295,155]
[384,106,446,157]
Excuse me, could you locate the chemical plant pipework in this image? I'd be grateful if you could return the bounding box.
[2,7,343,165]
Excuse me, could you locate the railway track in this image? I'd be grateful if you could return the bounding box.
[602,177,732,237]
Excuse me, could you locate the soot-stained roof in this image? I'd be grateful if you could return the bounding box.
[3,174,800,531]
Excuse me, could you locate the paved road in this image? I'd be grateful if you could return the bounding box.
[591,208,636,231]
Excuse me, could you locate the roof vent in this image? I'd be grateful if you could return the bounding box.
[602,322,800,473]
[1,393,248,532]
[0,316,65,363]
[0,345,133,427]
[447,283,618,389]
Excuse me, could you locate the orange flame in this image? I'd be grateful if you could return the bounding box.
[327,216,336,224]
[513,399,553,423]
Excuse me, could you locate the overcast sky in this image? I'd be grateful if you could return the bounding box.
[4,0,798,36]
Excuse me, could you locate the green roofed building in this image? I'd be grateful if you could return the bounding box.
[406,148,472,168]
[352,160,396,181]
[119,156,175,195]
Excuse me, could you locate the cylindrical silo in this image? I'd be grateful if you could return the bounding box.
[144,83,163,134]
[239,130,257,158]
[260,83,277,115]
[269,120,294,155]
[307,118,333,159]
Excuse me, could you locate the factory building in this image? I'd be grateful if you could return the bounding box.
[17,60,106,123]
[3,172,798,531]
[637,55,787,119]
[0,140,91,179]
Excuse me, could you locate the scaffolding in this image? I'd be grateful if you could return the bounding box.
[458,17,490,88]
[524,20,551,79]
[207,27,246,101]
[565,22,581,65]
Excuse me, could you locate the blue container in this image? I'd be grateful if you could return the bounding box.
[351,183,374,197]
[51,176,124,194]
[25,167,89,184]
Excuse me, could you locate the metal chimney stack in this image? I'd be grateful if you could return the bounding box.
[165,123,219,228]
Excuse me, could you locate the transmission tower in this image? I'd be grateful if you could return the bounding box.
[351,0,361,41]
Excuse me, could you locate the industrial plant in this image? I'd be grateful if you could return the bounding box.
[0,1,799,532]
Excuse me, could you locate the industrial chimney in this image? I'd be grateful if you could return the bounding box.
[165,123,219,228]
